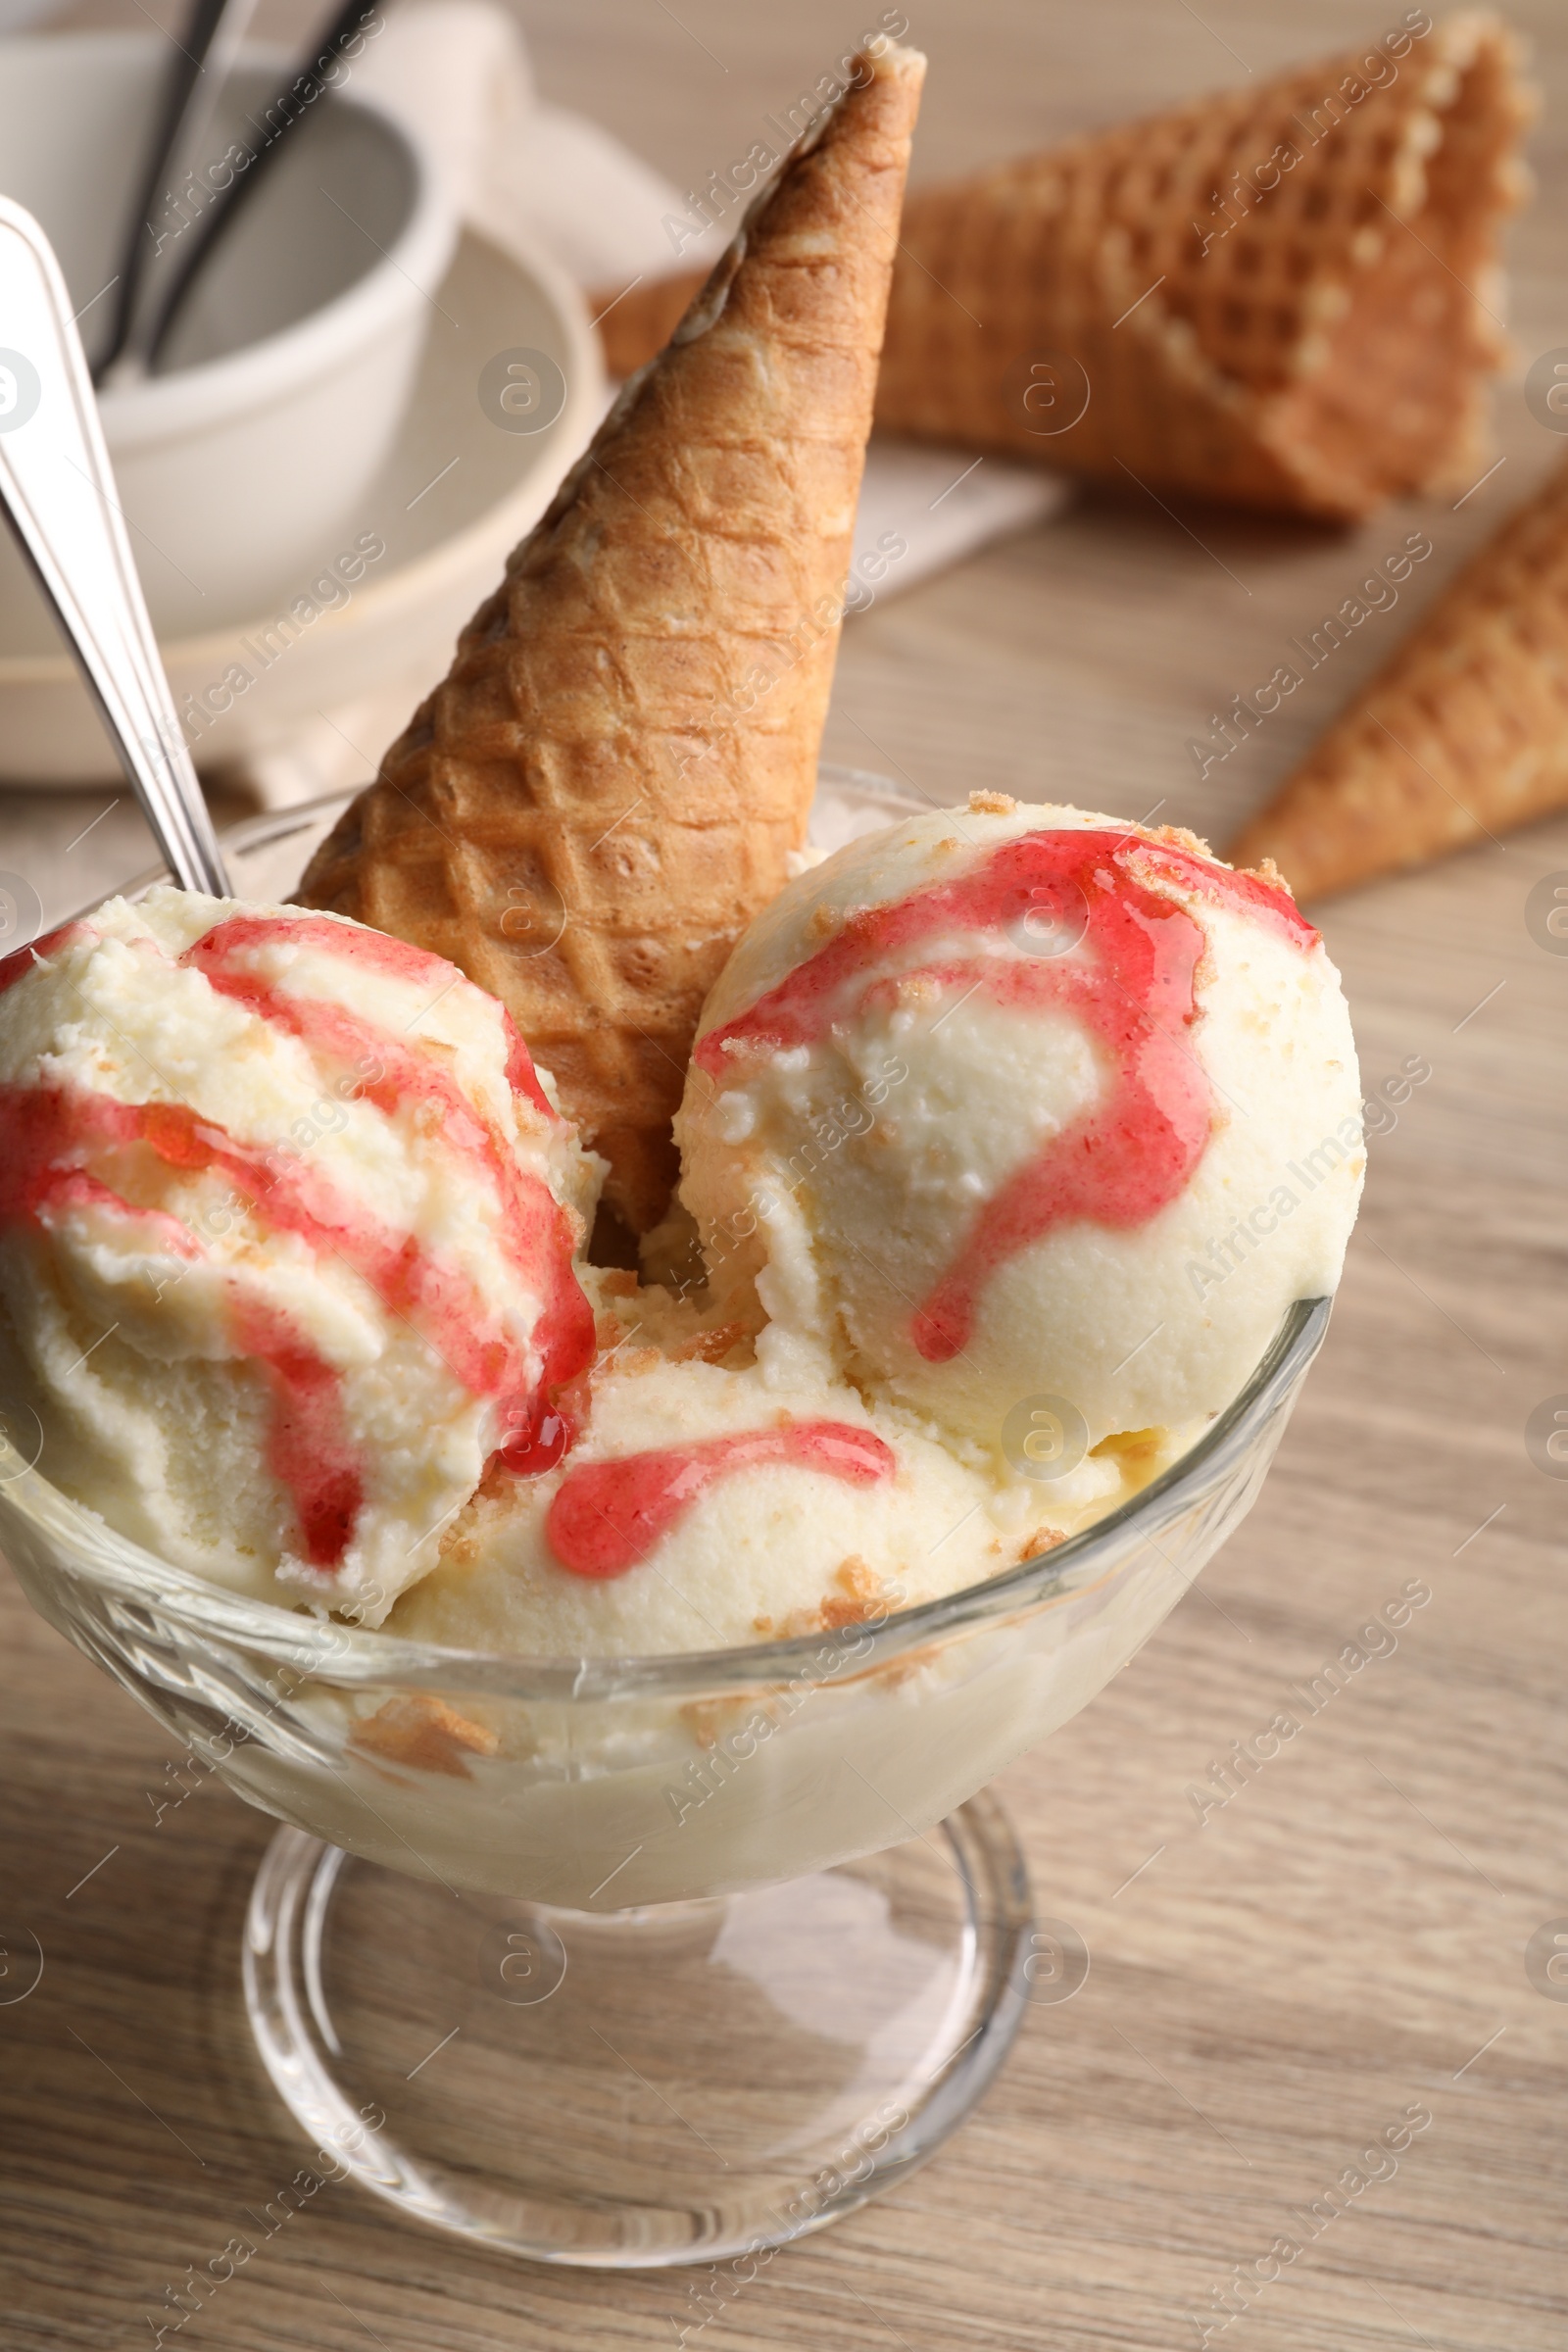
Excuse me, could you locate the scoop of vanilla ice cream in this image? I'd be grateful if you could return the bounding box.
[388,1348,1132,1658]
[675,801,1362,1466]
[0,890,598,1623]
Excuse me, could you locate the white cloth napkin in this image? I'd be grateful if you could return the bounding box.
[356,2,1065,605]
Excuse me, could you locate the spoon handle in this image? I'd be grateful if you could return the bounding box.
[140,0,385,378]
[0,199,232,898]
[92,0,264,388]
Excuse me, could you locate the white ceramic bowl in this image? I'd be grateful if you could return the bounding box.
[0,228,604,792]
[0,31,458,639]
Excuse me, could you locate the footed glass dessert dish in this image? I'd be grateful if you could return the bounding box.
[0,773,1331,2265]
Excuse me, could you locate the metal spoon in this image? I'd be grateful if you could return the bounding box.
[0,199,232,897]
[92,0,263,390]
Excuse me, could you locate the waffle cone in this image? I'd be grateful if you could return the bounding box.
[299,44,924,1233]
[592,270,710,383]
[873,12,1530,519]
[1229,453,1568,898]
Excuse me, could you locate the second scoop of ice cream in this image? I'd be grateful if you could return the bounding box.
[677,800,1363,1467]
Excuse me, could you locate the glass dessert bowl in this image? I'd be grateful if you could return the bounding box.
[0,772,1333,2266]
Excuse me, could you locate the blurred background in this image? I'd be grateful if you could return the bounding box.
[7,0,1567,898]
[1,5,1564,2348]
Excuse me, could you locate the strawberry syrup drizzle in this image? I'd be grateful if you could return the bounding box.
[185,913,557,1118]
[41,1165,201,1251]
[0,1076,575,1564]
[546,1420,896,1578]
[128,1097,530,1398]
[696,830,1318,1363]
[183,915,592,1437]
[0,1088,356,1566]
[230,1297,365,1568]
[0,915,595,1564]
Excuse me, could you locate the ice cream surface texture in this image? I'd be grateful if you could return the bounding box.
[0,891,596,1624]
[388,1335,1146,1659]
[677,800,1363,1465]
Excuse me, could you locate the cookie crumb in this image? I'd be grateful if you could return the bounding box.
[1155,822,1210,858]
[349,1694,497,1778]
[819,1552,888,1629]
[967,789,1018,815]
[671,1320,752,1365]
[1092,1426,1163,1465]
[1247,855,1293,896]
[834,1554,879,1601]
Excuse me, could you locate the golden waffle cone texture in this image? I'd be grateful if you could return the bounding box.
[874,12,1530,517]
[299,45,925,1233]
[1230,453,1568,898]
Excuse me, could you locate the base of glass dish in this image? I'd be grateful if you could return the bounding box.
[243,1790,1033,2268]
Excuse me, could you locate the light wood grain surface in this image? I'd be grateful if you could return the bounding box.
[5,2,1568,2347]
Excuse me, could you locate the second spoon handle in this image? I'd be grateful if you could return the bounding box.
[0,198,232,898]
[139,0,386,378]
[93,0,263,387]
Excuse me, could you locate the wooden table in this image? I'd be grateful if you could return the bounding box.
[5,2,1567,2345]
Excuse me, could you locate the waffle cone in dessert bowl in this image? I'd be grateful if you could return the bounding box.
[1230,451,1568,898]
[871,10,1531,519]
[298,41,925,1235]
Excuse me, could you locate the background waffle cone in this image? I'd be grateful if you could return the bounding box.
[873,11,1530,519]
[1229,453,1568,898]
[593,270,711,383]
[299,44,924,1236]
